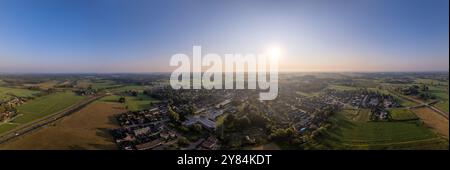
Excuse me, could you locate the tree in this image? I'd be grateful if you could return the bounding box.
[177,137,190,147]
[235,116,251,129]
[224,114,236,128]
[168,106,180,123]
[191,124,203,133]
[118,96,126,103]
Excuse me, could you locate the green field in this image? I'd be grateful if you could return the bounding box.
[12,91,85,124]
[109,85,149,93]
[0,86,40,101]
[415,79,448,86]
[428,86,449,113]
[76,79,121,90]
[327,85,361,91]
[100,94,159,111]
[0,123,18,134]
[296,90,322,97]
[388,108,418,120]
[320,110,448,149]
[339,109,370,122]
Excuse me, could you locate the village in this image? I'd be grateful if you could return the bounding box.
[111,91,236,150]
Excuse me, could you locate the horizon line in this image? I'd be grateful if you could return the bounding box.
[1,70,449,75]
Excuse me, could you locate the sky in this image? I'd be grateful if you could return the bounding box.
[0,0,448,73]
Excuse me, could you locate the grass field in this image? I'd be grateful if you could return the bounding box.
[320,110,448,149]
[23,80,58,90]
[339,109,370,122]
[0,86,40,101]
[428,86,449,113]
[415,79,448,86]
[296,91,321,97]
[0,102,125,150]
[109,85,149,93]
[327,85,361,91]
[75,79,121,90]
[12,92,85,124]
[100,94,159,111]
[389,108,418,120]
[0,123,19,135]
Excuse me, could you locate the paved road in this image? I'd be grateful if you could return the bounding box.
[389,89,448,120]
[0,94,106,144]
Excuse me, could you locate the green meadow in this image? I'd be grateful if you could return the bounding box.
[12,91,85,124]
[0,123,19,135]
[320,110,448,149]
[0,86,39,101]
[99,94,159,111]
[388,108,418,120]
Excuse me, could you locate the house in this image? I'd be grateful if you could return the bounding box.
[200,136,218,150]
[207,110,224,120]
[215,99,231,109]
[133,127,151,136]
[183,116,217,131]
[160,130,177,140]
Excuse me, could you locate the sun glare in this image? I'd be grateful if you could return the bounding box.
[268,46,282,61]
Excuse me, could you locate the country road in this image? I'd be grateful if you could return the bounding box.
[388,89,449,119]
[0,94,106,144]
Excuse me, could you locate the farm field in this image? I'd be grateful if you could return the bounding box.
[75,79,121,90]
[99,94,159,111]
[23,80,59,90]
[0,102,125,150]
[412,107,449,139]
[12,91,85,124]
[321,110,448,149]
[0,86,39,101]
[428,86,449,113]
[389,108,418,120]
[109,85,149,92]
[0,123,18,135]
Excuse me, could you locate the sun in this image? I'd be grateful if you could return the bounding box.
[267,46,282,61]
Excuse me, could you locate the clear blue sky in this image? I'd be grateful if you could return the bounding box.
[0,0,448,73]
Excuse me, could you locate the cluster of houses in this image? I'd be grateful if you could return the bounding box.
[116,106,168,127]
[112,106,178,150]
[74,88,97,96]
[325,89,400,121]
[0,97,26,122]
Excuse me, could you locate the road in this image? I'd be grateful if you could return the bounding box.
[0,94,106,144]
[389,89,448,119]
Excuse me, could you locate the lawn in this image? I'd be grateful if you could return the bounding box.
[389,108,418,120]
[321,111,448,149]
[0,86,40,101]
[12,92,85,124]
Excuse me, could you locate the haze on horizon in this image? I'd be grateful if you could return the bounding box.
[0,0,449,73]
